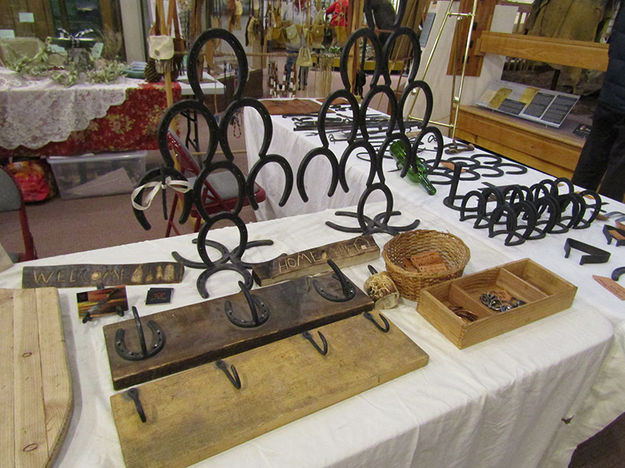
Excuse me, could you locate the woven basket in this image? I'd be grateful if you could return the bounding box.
[382,230,471,301]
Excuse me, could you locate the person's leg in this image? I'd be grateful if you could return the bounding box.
[572,103,618,191]
[598,112,625,201]
[285,48,297,88]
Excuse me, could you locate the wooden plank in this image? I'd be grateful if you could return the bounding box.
[103,271,374,389]
[0,288,72,468]
[477,31,609,71]
[252,235,380,286]
[22,262,184,288]
[35,288,73,463]
[13,289,48,468]
[260,98,323,115]
[111,314,429,468]
[0,291,15,468]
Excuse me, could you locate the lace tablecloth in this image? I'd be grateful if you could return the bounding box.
[0,68,182,157]
[0,68,134,150]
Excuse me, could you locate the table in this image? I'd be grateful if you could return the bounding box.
[244,102,625,466]
[0,69,224,159]
[0,199,615,467]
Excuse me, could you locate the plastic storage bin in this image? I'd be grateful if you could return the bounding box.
[49,151,147,200]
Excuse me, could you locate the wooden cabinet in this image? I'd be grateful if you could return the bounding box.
[455,104,585,178]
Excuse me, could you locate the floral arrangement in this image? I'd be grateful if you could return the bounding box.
[8,37,127,87]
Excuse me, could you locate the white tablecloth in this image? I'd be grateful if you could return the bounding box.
[244,105,625,466]
[0,199,614,467]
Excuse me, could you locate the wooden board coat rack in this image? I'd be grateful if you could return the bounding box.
[110,313,429,468]
[104,270,374,389]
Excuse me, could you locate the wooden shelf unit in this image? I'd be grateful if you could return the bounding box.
[453,32,609,178]
[455,104,585,178]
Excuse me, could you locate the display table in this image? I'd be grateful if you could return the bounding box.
[0,68,224,159]
[0,200,613,467]
[244,101,625,466]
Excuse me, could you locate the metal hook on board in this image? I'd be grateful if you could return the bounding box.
[313,259,356,302]
[216,359,242,389]
[115,306,165,361]
[302,330,329,356]
[126,387,147,423]
[225,281,270,328]
[363,310,390,333]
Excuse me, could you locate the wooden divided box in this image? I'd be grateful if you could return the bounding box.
[417,259,577,348]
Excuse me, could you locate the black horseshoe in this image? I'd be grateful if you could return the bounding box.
[196,263,254,299]
[220,97,273,161]
[193,160,247,219]
[196,212,248,267]
[313,260,356,302]
[413,126,443,173]
[317,89,360,147]
[132,167,192,231]
[187,28,248,102]
[399,80,433,132]
[488,203,526,246]
[379,132,413,179]
[339,141,380,192]
[297,147,340,202]
[612,267,625,281]
[533,195,561,236]
[382,27,421,84]
[553,177,575,196]
[357,183,393,232]
[247,154,293,208]
[157,99,219,166]
[360,85,398,139]
[224,281,270,327]
[512,200,539,241]
[459,190,486,226]
[115,307,165,361]
[340,28,384,91]
[577,190,602,228]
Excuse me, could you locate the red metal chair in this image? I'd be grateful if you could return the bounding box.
[0,166,38,261]
[165,131,266,237]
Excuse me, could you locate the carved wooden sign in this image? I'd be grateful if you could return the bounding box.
[252,234,380,286]
[22,262,184,288]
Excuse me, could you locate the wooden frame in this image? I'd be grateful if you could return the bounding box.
[476,31,609,72]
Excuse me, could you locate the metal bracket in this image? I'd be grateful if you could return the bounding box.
[603,225,625,247]
[564,238,611,265]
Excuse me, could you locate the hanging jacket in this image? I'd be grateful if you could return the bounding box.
[600,3,625,112]
[326,0,349,27]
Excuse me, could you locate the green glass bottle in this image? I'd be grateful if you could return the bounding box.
[389,140,436,195]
